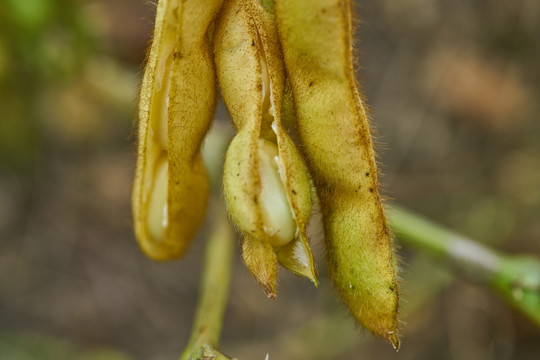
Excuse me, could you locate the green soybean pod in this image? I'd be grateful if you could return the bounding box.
[275,0,400,347]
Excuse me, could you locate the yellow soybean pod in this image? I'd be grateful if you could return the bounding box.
[275,0,400,346]
[215,0,317,297]
[132,0,223,260]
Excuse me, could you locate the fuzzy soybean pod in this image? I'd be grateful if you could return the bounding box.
[214,0,317,297]
[132,0,223,260]
[275,0,400,347]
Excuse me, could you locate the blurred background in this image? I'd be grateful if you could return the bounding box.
[1,0,539,359]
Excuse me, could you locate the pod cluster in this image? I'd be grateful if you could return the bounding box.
[133,0,400,346]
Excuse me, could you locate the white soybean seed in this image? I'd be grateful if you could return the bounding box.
[257,139,296,247]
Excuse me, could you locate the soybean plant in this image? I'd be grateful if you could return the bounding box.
[132,0,401,352]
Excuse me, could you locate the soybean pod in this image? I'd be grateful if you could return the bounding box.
[275,0,400,346]
[132,0,223,260]
[214,0,317,297]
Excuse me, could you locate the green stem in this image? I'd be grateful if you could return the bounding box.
[388,204,540,327]
[388,205,501,281]
[180,202,235,360]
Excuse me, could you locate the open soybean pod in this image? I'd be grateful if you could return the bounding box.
[132,0,223,260]
[214,0,317,297]
[275,0,400,347]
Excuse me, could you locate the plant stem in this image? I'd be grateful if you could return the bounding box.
[388,204,540,327]
[387,204,500,281]
[180,201,236,360]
